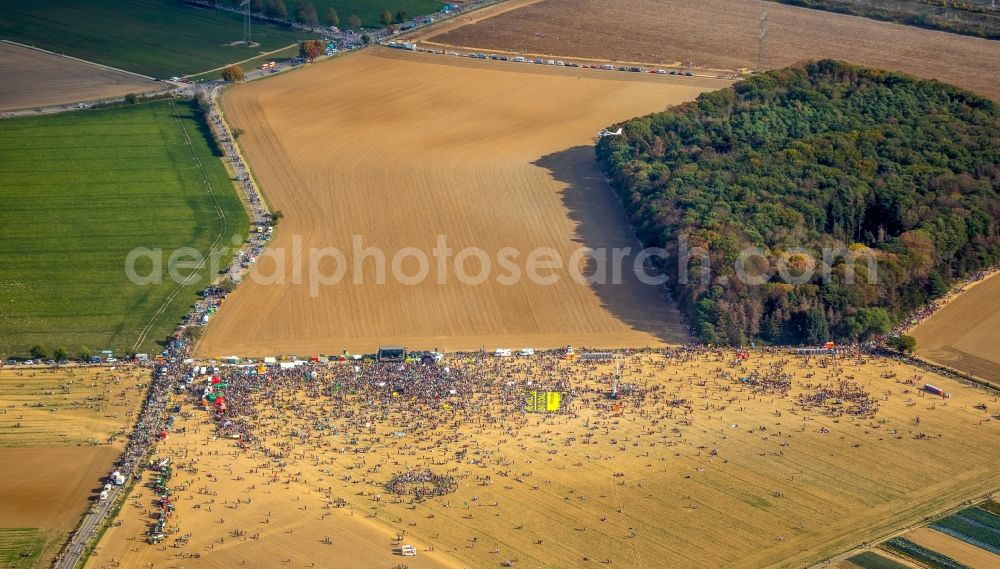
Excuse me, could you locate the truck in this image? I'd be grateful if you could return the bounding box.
[923,384,951,398]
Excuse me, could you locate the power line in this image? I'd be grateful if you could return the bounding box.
[242,0,252,45]
[758,7,767,71]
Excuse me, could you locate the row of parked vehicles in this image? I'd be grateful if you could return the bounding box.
[420,47,696,76]
[494,347,535,358]
[4,353,152,366]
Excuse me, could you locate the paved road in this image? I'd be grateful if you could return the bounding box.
[53,491,118,569]
[53,359,182,569]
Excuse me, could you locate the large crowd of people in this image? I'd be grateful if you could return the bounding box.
[74,338,999,568]
[189,346,906,480]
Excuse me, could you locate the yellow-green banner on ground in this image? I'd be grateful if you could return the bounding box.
[525,390,561,413]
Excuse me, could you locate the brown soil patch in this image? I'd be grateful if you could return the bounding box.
[0,446,121,530]
[426,0,1000,100]
[0,42,159,111]
[197,49,733,357]
[912,272,1000,387]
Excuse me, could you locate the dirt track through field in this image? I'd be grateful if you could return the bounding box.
[426,0,1000,100]
[912,272,1000,385]
[198,49,730,357]
[0,42,160,111]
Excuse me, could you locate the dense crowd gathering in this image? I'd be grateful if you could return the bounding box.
[385,469,458,500]
[190,345,901,478]
[202,87,272,283]
[797,380,880,418]
[53,337,191,568]
[76,343,992,564]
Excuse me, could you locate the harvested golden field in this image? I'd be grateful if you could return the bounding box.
[199,49,732,357]
[426,0,1000,100]
[912,272,1000,387]
[92,351,1000,568]
[0,42,159,112]
[905,527,1000,569]
[0,366,145,567]
[0,366,147,447]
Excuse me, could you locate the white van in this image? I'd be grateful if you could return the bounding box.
[518,347,535,357]
[494,348,512,357]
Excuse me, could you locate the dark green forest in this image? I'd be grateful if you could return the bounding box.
[597,60,1000,345]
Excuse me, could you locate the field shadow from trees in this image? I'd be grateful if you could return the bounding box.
[533,145,689,346]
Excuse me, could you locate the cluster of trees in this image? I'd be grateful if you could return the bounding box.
[299,39,325,60]
[262,0,320,27]
[886,334,917,355]
[13,345,79,362]
[381,9,412,27]
[222,64,245,82]
[597,60,1000,346]
[87,92,175,110]
[228,1,385,29]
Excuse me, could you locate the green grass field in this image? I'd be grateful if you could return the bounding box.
[0,100,249,359]
[188,44,300,81]
[0,528,63,569]
[0,0,307,77]
[311,0,444,28]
